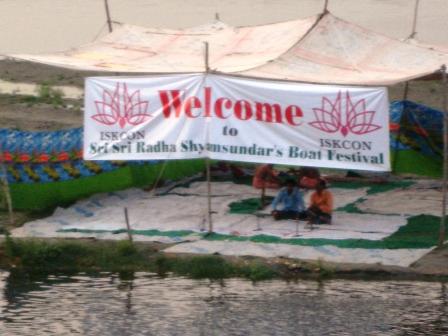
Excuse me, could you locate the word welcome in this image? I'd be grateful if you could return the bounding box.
[159,87,303,126]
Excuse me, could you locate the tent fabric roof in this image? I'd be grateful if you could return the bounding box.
[7,12,448,85]
[238,14,448,85]
[9,16,317,73]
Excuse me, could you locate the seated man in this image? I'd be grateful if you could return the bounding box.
[271,179,307,220]
[307,179,333,224]
[252,164,280,189]
[297,167,321,190]
[253,164,281,207]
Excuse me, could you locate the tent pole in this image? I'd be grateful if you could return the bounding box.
[104,0,113,33]
[439,64,448,247]
[206,158,213,233]
[0,144,13,227]
[392,81,410,173]
[323,0,329,13]
[204,42,213,233]
[409,0,420,38]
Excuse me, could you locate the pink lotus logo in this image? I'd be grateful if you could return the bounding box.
[92,83,151,128]
[309,91,381,136]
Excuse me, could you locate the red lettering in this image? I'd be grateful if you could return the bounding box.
[215,98,233,119]
[255,102,282,123]
[159,90,183,118]
[204,87,211,117]
[159,87,303,127]
[285,105,303,126]
[184,96,202,118]
[234,100,252,120]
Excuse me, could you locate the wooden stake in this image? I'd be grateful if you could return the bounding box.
[124,207,133,243]
[392,81,410,173]
[0,145,13,226]
[439,65,448,247]
[104,0,113,33]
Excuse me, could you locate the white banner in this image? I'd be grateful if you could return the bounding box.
[84,74,390,171]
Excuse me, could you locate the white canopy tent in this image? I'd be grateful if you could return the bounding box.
[6,12,448,85]
[2,10,448,244]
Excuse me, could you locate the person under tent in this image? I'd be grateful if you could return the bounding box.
[252,164,280,189]
[271,179,307,220]
[297,167,321,190]
[306,179,333,225]
[253,164,280,207]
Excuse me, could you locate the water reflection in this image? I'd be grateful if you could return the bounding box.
[0,270,447,335]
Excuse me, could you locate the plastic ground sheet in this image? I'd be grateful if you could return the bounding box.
[11,179,444,267]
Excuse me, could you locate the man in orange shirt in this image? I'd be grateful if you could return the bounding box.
[307,179,333,224]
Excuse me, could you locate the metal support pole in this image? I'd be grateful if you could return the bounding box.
[439,65,448,247]
[392,81,410,173]
[104,0,113,33]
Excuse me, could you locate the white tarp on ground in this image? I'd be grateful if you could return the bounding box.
[358,187,443,216]
[164,240,432,267]
[8,12,448,85]
[12,181,407,241]
[84,74,390,171]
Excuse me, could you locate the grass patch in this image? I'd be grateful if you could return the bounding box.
[0,238,279,280]
[2,237,147,271]
[19,83,65,107]
[156,254,277,280]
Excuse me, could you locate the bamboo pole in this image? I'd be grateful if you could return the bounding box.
[439,65,447,247]
[206,158,213,233]
[392,81,410,173]
[323,0,329,13]
[0,144,13,226]
[104,0,113,33]
[204,42,213,233]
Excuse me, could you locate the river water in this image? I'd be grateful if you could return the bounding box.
[0,271,446,335]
